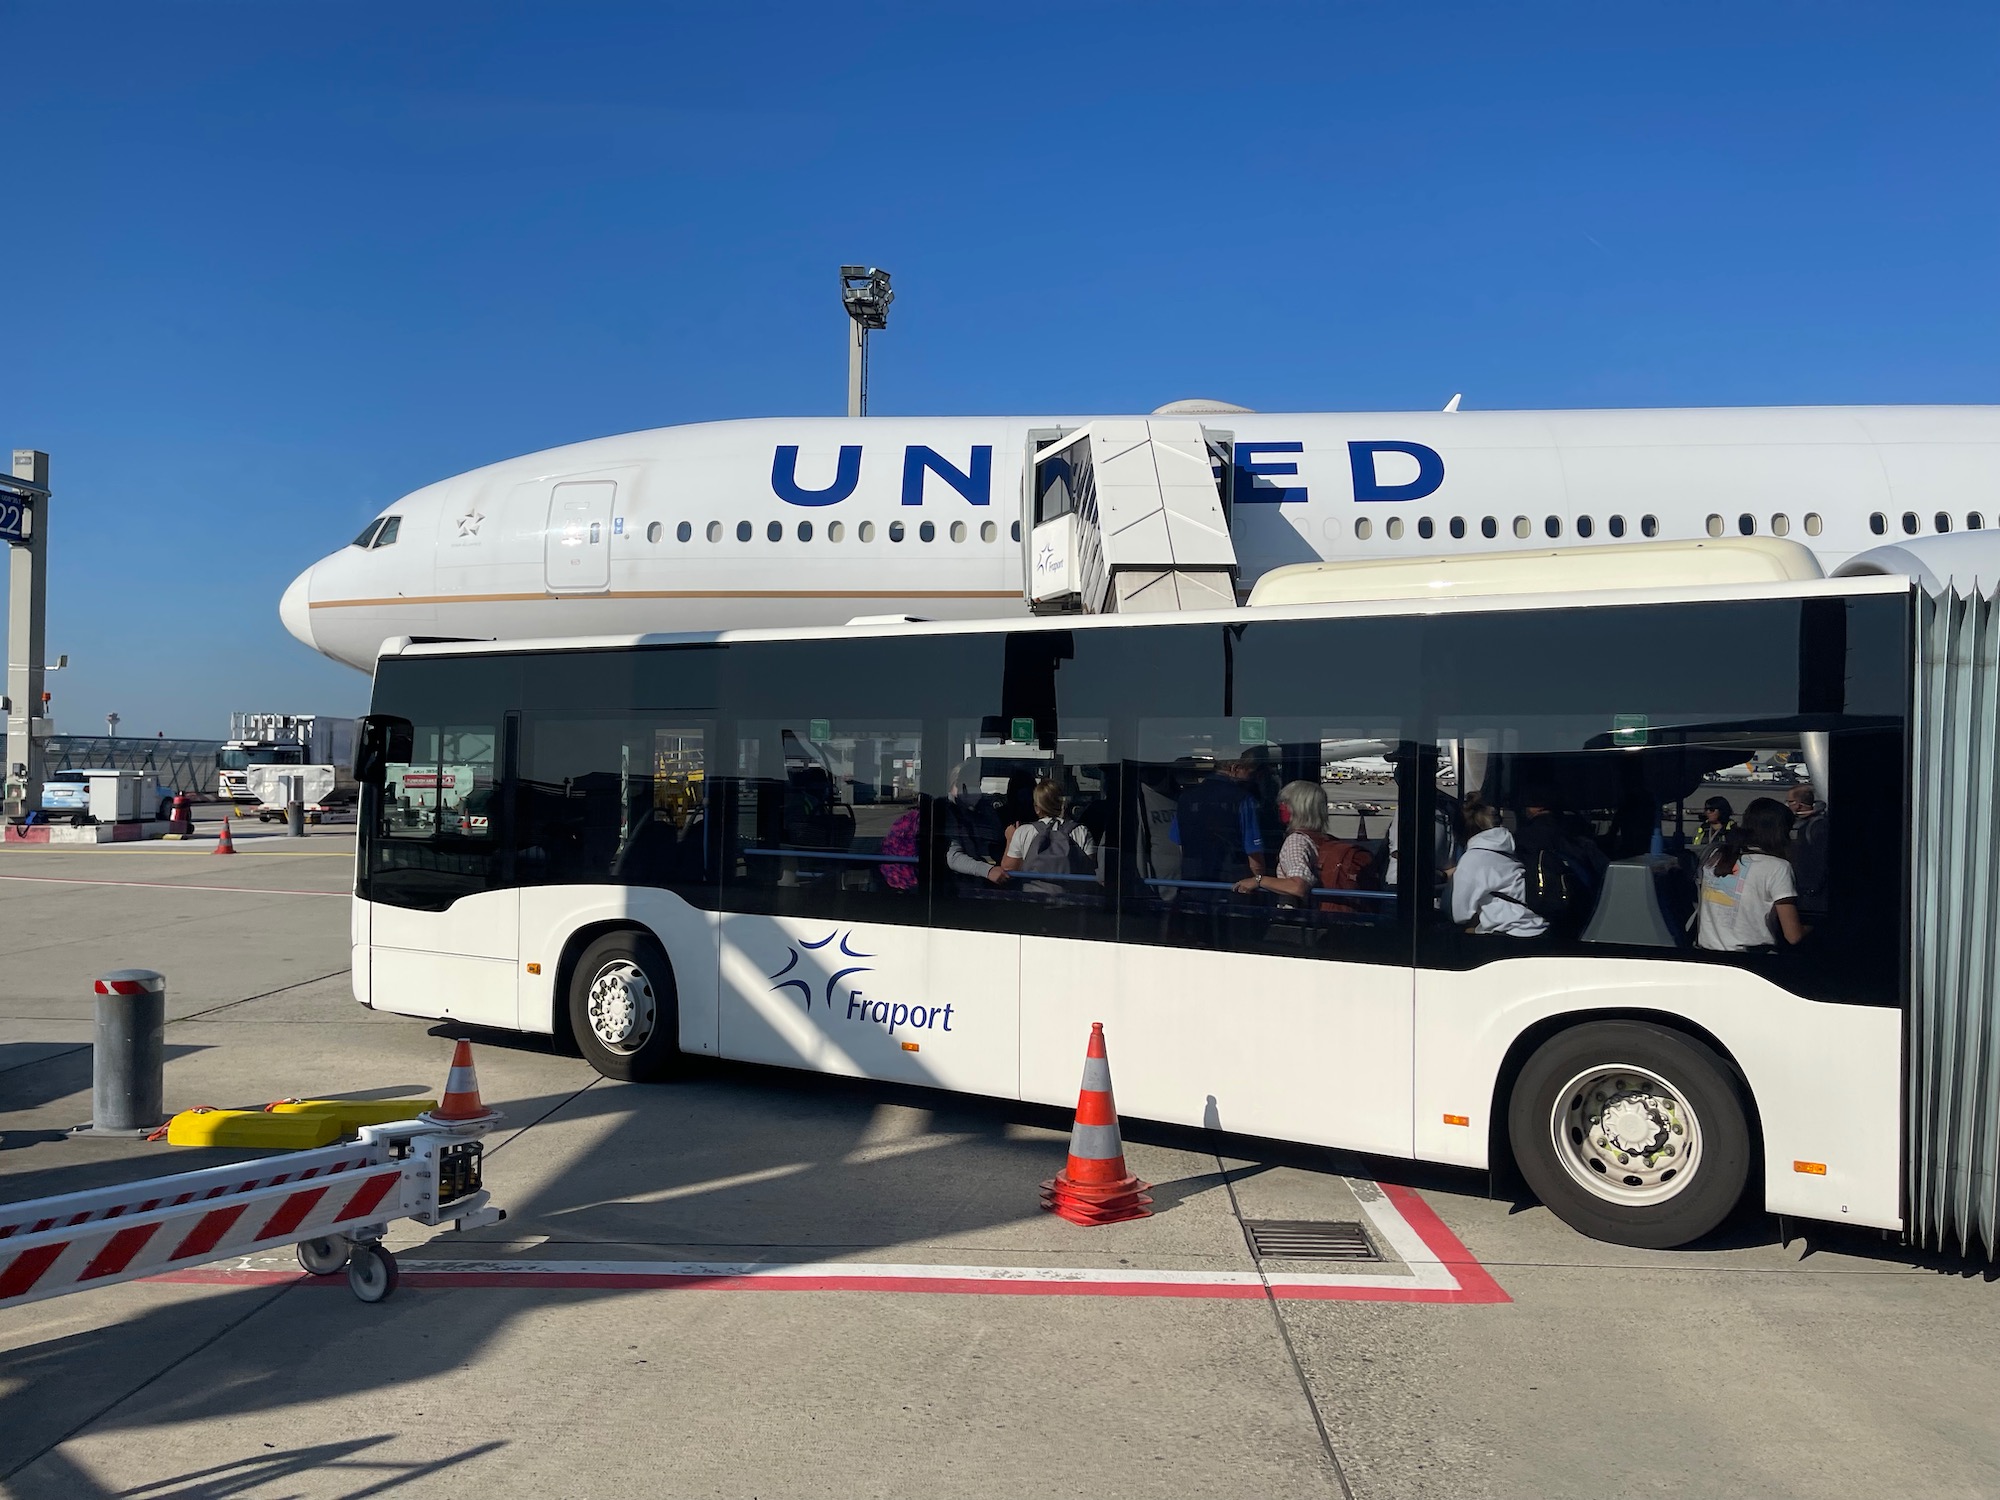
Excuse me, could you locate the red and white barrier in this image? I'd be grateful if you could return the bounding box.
[0,1113,503,1309]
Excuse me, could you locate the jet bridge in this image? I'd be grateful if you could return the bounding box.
[1023,420,1238,614]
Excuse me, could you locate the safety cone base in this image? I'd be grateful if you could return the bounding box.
[1040,1175,1154,1225]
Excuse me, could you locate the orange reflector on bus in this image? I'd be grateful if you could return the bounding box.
[525,962,541,974]
[1793,1160,1827,1175]
[1443,1114,1469,1127]
[901,1042,920,1052]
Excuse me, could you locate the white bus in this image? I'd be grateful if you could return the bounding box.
[351,574,1943,1252]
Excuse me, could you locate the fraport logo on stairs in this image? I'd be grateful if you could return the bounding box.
[768,931,955,1037]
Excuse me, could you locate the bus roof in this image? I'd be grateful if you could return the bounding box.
[383,570,1911,663]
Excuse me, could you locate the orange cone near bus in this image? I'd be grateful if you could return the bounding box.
[1041,1022,1152,1226]
[424,1039,496,1124]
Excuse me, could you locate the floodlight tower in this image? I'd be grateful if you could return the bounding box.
[840,265,893,417]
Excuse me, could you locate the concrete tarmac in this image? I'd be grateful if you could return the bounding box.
[2,837,1997,1499]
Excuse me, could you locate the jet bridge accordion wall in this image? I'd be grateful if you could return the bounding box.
[1910,587,2000,1259]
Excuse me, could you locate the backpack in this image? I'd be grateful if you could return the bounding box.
[1019,818,1095,893]
[878,807,922,892]
[1306,833,1378,913]
[1524,840,1598,920]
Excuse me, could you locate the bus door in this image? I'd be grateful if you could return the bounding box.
[1018,719,1416,1159]
[365,717,519,1029]
[715,716,1021,1097]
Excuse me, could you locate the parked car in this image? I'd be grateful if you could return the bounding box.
[40,770,174,822]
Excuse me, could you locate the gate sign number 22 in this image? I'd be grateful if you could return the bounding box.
[0,494,29,546]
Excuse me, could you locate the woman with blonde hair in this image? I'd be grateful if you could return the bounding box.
[1237,779,1330,902]
[999,778,1098,895]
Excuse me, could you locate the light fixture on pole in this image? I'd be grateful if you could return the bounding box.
[840,266,894,418]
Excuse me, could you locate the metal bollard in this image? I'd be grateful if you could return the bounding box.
[90,970,166,1135]
[286,773,306,837]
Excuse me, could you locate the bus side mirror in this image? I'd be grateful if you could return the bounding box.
[354,716,413,786]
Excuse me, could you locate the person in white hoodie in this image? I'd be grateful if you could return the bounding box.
[1448,802,1550,938]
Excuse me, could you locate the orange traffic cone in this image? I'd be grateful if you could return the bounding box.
[1040,1022,1152,1225]
[424,1038,497,1123]
[212,818,235,855]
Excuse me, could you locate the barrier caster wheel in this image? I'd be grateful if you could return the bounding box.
[346,1244,400,1303]
[297,1236,349,1276]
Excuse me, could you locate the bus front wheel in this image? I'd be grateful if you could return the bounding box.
[1508,1020,1752,1249]
[566,931,680,1083]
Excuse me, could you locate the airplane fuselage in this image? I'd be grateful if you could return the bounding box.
[282,405,2000,671]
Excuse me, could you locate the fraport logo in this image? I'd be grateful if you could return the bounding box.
[768,931,956,1037]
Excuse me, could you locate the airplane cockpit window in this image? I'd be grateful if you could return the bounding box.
[372,516,401,548]
[351,519,384,548]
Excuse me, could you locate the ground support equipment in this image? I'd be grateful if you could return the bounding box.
[0,1112,504,1309]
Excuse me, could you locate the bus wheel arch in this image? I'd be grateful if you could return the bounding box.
[1492,1010,1762,1249]
[553,922,682,1083]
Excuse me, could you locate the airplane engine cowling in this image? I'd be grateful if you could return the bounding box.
[1832,533,2000,595]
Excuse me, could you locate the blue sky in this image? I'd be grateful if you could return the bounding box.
[2,1,1996,736]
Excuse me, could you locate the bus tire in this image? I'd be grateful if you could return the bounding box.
[566,930,680,1083]
[1508,1020,1751,1249]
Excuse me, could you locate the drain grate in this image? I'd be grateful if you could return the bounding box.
[1242,1219,1381,1262]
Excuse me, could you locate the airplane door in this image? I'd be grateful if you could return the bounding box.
[544,481,616,591]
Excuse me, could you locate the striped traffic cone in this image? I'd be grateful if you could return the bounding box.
[1040,1022,1152,1225]
[212,817,235,855]
[423,1038,497,1123]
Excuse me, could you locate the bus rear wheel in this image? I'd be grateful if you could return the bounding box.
[1508,1020,1751,1249]
[566,931,680,1083]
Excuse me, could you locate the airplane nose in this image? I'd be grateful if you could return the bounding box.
[280,565,316,651]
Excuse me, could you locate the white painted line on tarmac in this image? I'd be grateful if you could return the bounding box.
[0,873,343,898]
[158,1180,1510,1304]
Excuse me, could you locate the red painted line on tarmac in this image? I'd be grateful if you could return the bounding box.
[1360,1182,1511,1305]
[0,873,341,898]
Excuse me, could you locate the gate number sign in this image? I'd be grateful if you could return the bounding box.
[0,494,28,545]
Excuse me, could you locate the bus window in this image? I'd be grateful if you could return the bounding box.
[517,715,713,893]
[722,717,926,927]
[1126,718,1406,963]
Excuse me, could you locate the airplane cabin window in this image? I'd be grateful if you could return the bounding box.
[828,521,845,542]
[1576,515,1593,538]
[1771,514,1790,536]
[1737,514,1755,537]
[1970,513,1985,531]
[1481,516,1497,539]
[1706,514,1725,538]
[351,519,383,548]
[1450,517,1466,539]
[798,520,814,541]
[950,521,967,542]
[1902,512,1920,535]
[646,521,663,543]
[767,520,783,542]
[888,520,906,542]
[1417,517,1434,540]
[677,521,692,542]
[919,520,936,542]
[1608,515,1626,538]
[1386,517,1405,540]
[1869,512,1886,535]
[1804,513,1823,536]
[860,521,877,542]
[372,517,401,548]
[707,521,722,543]
[1513,516,1531,540]
[737,521,753,542]
[1355,517,1374,540]
[1935,512,1951,534]
[1545,515,1562,539]
[981,521,997,543]
[1640,514,1659,537]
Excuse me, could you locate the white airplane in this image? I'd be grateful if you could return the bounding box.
[281,401,2000,671]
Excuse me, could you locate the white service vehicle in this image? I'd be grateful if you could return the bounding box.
[217,713,357,804]
[283,401,2000,671]
[343,546,1999,1258]
[243,763,355,823]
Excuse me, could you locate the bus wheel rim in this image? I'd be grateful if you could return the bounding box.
[586,960,656,1054]
[1549,1063,1703,1208]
